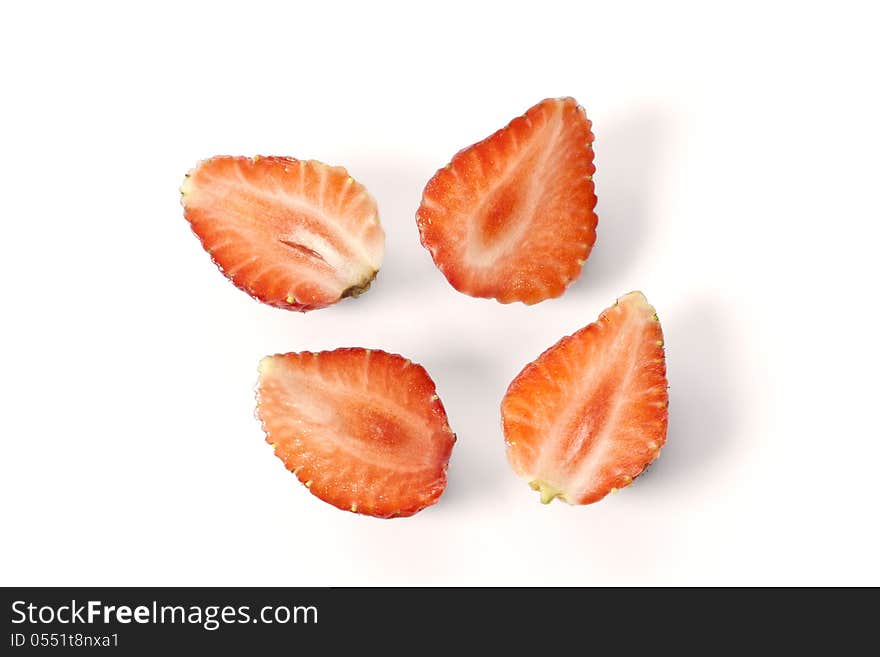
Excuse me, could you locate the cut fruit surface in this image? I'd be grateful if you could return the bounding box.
[416,97,597,304]
[256,348,455,518]
[182,156,384,311]
[501,291,668,504]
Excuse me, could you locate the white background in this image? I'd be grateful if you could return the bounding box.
[2,1,878,586]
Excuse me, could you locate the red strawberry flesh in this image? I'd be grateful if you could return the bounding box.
[417,97,597,304]
[501,291,668,504]
[256,348,455,518]
[182,156,384,311]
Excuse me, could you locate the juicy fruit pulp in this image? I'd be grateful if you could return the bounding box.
[256,348,455,518]
[501,291,668,504]
[181,156,384,311]
[417,97,597,304]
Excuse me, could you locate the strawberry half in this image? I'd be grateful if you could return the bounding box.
[181,156,384,311]
[501,291,668,504]
[417,97,597,304]
[256,348,456,518]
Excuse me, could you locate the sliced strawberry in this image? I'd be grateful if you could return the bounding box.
[256,348,456,518]
[417,97,597,305]
[501,291,668,504]
[181,156,384,311]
